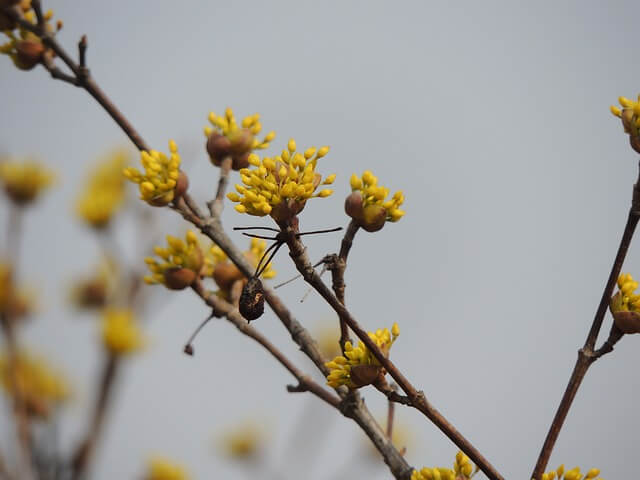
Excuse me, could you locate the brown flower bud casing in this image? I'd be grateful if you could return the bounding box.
[349,364,382,388]
[14,39,44,70]
[344,191,364,221]
[163,267,197,290]
[360,204,387,232]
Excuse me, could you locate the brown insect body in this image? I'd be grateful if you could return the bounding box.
[239,277,265,321]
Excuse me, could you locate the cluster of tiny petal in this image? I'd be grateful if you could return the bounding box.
[541,465,602,480]
[610,95,640,134]
[221,422,264,460]
[226,139,334,217]
[76,150,129,228]
[144,231,204,286]
[325,323,399,388]
[123,141,181,206]
[0,158,54,204]
[350,170,405,222]
[145,457,190,480]
[412,451,474,480]
[615,273,640,311]
[0,350,69,415]
[101,309,144,355]
[204,107,275,151]
[210,237,276,280]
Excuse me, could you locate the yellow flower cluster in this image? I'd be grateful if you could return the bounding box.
[101,309,144,355]
[204,108,275,170]
[610,95,640,152]
[0,350,69,418]
[0,262,34,319]
[124,140,183,206]
[614,273,640,311]
[220,422,264,460]
[144,231,204,290]
[541,465,602,480]
[145,457,189,480]
[227,138,334,221]
[412,451,474,480]
[0,158,54,205]
[0,3,59,70]
[76,149,129,228]
[345,170,405,232]
[325,323,399,389]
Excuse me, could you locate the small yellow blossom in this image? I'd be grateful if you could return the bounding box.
[123,140,184,206]
[345,170,405,232]
[541,464,603,480]
[101,309,144,355]
[220,421,265,461]
[325,323,399,389]
[609,273,640,334]
[76,149,130,228]
[610,94,640,153]
[144,231,204,290]
[412,451,475,480]
[205,107,275,170]
[0,261,35,319]
[0,4,59,70]
[145,457,189,480]
[210,237,276,295]
[226,139,334,222]
[0,349,70,418]
[0,158,54,205]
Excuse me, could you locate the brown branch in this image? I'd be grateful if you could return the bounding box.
[71,354,119,480]
[5,11,414,476]
[191,279,340,410]
[278,221,504,480]
[207,156,232,217]
[531,186,640,479]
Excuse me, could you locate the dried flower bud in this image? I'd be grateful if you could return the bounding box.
[173,170,189,199]
[344,191,364,221]
[212,262,244,291]
[206,132,232,166]
[239,277,264,321]
[163,267,197,290]
[14,40,44,71]
[349,364,382,388]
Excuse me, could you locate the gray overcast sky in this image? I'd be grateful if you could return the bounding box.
[2,1,640,479]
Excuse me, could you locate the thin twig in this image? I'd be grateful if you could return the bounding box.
[191,279,340,410]
[531,185,640,479]
[71,355,119,480]
[208,156,232,217]
[279,220,504,480]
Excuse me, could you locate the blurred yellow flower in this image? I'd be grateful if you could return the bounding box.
[0,349,70,418]
[314,325,342,361]
[204,107,275,170]
[0,261,36,320]
[345,170,405,232]
[210,238,276,296]
[325,323,399,389]
[70,259,118,309]
[124,140,185,206]
[542,465,603,480]
[0,158,54,205]
[219,421,265,461]
[226,139,334,222]
[76,149,130,228]
[101,309,144,355]
[145,456,189,480]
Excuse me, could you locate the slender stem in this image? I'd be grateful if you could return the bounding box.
[387,394,395,440]
[280,222,503,480]
[531,205,640,479]
[71,355,119,480]
[334,220,360,349]
[3,13,415,476]
[208,156,232,217]
[191,279,341,410]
